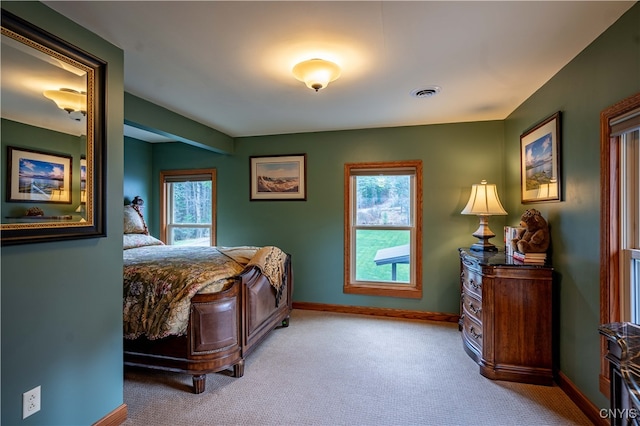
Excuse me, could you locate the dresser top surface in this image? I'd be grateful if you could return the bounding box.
[459,248,552,269]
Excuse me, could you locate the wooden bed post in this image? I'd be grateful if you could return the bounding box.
[193,375,206,394]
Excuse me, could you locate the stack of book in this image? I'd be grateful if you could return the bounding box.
[504,226,524,257]
[512,250,547,264]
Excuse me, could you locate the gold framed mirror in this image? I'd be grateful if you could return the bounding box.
[1,9,106,245]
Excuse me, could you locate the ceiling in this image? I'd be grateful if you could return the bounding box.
[41,1,635,139]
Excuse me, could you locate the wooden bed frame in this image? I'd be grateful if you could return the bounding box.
[123,254,293,393]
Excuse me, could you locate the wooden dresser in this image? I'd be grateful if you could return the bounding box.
[459,248,554,385]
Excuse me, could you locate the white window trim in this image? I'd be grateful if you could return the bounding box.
[620,127,640,321]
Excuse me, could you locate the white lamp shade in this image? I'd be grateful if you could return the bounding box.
[537,179,558,199]
[461,180,507,216]
[292,59,341,91]
[49,189,69,201]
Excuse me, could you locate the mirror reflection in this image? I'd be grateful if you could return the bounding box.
[1,27,89,224]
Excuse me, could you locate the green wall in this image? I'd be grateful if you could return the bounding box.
[124,136,153,206]
[503,2,640,409]
[125,92,234,154]
[1,3,125,425]
[138,121,505,314]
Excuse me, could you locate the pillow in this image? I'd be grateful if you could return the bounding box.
[123,234,164,250]
[124,205,148,234]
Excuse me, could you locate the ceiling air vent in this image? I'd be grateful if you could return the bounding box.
[411,86,441,98]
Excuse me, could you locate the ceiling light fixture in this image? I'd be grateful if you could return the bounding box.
[292,59,341,92]
[43,88,87,115]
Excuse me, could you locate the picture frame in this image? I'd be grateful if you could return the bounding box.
[520,111,561,203]
[7,146,72,204]
[250,154,307,200]
[80,156,87,191]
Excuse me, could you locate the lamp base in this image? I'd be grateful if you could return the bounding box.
[469,215,499,252]
[470,241,499,252]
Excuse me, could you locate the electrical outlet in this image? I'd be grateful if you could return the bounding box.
[22,386,41,419]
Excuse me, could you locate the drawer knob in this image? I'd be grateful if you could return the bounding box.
[468,302,481,315]
[469,326,482,340]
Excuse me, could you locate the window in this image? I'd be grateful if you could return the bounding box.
[600,93,640,395]
[344,161,422,298]
[618,113,640,322]
[160,169,216,246]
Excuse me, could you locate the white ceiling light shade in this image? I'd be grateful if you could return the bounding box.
[43,88,87,115]
[292,59,341,92]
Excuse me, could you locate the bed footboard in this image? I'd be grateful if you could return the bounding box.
[241,254,293,357]
[124,281,242,394]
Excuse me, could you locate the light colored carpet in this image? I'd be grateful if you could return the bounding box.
[123,309,592,426]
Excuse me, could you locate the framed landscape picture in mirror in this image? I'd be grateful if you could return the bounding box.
[249,154,307,201]
[520,112,562,203]
[7,146,73,203]
[1,9,106,245]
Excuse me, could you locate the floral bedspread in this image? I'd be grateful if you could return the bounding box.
[123,245,259,340]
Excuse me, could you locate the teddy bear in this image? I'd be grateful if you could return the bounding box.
[510,208,550,254]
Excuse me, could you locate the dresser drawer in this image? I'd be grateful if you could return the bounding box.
[461,267,482,299]
[462,292,483,323]
[462,314,483,352]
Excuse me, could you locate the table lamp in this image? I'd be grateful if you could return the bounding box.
[461,180,507,251]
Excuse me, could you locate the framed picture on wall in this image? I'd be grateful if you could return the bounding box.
[80,156,87,191]
[520,112,562,203]
[249,154,307,200]
[6,146,72,203]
